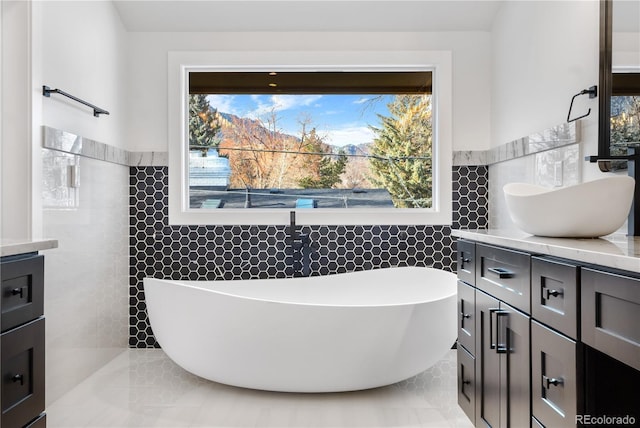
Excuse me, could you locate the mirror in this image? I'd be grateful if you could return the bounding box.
[598,0,640,159]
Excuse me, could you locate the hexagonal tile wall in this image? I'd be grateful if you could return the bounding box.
[129,166,488,348]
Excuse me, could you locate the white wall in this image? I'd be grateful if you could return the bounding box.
[36,0,130,405]
[41,0,128,149]
[488,0,609,231]
[613,32,640,69]
[1,1,33,240]
[125,31,492,153]
[491,1,600,151]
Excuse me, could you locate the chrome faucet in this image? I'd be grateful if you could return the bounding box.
[289,211,312,277]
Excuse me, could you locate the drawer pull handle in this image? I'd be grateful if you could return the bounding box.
[459,256,472,270]
[545,289,564,299]
[461,312,471,321]
[543,375,563,389]
[488,267,514,279]
[489,308,509,353]
[12,374,24,386]
[11,287,24,298]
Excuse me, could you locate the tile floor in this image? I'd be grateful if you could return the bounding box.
[46,349,474,428]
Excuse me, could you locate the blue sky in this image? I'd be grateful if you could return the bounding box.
[206,94,395,147]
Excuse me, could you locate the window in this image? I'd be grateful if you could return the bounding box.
[168,51,452,225]
[611,72,640,156]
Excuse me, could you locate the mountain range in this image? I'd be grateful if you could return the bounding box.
[216,111,372,157]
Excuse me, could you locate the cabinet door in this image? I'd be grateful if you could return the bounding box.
[457,240,476,286]
[458,346,476,425]
[475,289,501,428]
[1,254,44,333]
[531,257,578,340]
[582,267,640,372]
[531,320,577,428]
[1,318,45,428]
[476,291,531,428]
[458,280,475,355]
[501,301,530,428]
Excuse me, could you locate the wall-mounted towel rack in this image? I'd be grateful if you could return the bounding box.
[566,85,597,123]
[42,86,110,117]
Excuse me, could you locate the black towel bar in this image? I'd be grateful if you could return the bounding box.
[42,85,109,117]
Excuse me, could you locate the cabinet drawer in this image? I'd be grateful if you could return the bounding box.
[476,244,530,313]
[25,413,46,428]
[1,317,45,428]
[457,346,475,426]
[532,320,577,428]
[581,267,640,372]
[532,257,579,339]
[457,281,475,355]
[1,254,44,333]
[456,240,475,286]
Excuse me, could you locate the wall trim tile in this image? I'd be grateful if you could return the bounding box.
[45,121,576,169]
[453,121,579,166]
[43,126,168,167]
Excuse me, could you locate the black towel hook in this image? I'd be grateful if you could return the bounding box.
[567,85,597,123]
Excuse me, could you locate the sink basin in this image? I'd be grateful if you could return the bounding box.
[503,176,635,238]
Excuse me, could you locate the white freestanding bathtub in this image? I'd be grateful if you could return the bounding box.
[143,267,457,393]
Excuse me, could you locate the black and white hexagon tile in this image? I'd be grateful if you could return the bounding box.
[129,166,488,348]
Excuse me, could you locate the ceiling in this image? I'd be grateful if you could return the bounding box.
[112,0,503,33]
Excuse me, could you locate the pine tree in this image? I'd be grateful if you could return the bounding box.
[189,94,221,156]
[369,95,433,208]
[298,128,348,189]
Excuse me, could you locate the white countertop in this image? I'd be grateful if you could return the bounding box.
[1,239,58,257]
[451,229,640,273]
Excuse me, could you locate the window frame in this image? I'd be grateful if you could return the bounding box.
[168,50,452,225]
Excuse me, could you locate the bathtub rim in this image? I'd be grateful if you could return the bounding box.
[143,266,457,309]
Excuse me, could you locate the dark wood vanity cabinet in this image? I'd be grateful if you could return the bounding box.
[476,244,531,314]
[581,267,640,373]
[457,241,531,428]
[530,257,579,428]
[475,289,530,428]
[457,280,476,424]
[531,320,577,428]
[457,238,640,428]
[1,253,46,428]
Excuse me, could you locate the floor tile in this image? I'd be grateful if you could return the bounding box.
[46,349,474,428]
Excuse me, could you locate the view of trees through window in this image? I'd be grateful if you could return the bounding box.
[188,87,433,209]
[611,95,640,156]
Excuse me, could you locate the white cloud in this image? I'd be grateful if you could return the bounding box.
[206,95,237,115]
[249,94,323,118]
[320,125,376,147]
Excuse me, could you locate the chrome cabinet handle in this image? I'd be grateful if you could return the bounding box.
[545,288,564,299]
[488,267,514,279]
[489,308,509,353]
[495,310,509,354]
[459,255,471,270]
[543,375,563,389]
[12,374,24,386]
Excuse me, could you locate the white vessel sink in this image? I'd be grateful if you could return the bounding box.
[503,176,635,238]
